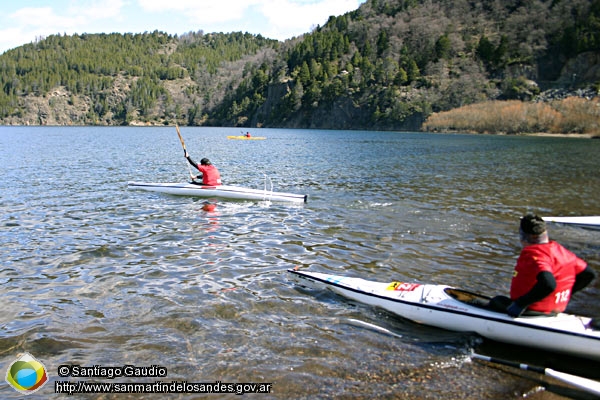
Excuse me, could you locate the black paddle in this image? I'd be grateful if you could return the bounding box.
[471,353,600,396]
[343,318,600,397]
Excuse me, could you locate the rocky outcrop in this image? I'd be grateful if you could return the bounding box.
[534,87,599,103]
[555,51,600,88]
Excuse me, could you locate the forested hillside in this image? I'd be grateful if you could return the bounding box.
[1,0,599,130]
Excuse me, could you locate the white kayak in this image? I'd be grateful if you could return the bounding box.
[128,181,307,203]
[543,216,600,230]
[289,269,600,361]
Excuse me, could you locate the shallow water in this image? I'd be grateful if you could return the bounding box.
[1,127,599,399]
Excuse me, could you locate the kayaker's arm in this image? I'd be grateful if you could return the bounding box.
[184,154,203,180]
[572,266,596,294]
[508,271,556,317]
[186,154,199,171]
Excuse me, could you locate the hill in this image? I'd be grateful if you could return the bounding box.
[0,0,599,132]
[0,31,279,126]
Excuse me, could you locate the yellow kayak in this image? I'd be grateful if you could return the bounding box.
[227,135,266,140]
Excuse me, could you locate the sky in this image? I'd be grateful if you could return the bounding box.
[0,0,366,54]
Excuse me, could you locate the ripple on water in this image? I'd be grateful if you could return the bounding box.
[1,128,599,399]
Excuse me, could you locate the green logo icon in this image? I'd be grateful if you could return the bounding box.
[5,352,48,394]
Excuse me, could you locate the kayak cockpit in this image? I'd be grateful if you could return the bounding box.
[444,288,492,310]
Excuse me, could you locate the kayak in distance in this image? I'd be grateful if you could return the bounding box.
[128,181,307,203]
[227,135,266,140]
[288,268,600,361]
[543,216,600,230]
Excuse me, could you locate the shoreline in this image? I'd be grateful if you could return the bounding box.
[518,132,595,138]
[2,123,598,138]
[493,132,595,138]
[425,130,597,138]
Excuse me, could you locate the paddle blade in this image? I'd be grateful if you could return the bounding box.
[175,124,186,151]
[473,353,600,397]
[545,368,600,397]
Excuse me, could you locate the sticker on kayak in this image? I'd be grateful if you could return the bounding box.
[386,282,421,291]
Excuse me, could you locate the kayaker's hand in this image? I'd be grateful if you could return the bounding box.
[506,302,525,317]
[184,150,189,158]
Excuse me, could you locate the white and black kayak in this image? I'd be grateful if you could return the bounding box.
[543,216,600,230]
[288,269,600,361]
[128,181,307,203]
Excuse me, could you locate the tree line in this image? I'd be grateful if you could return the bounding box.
[0,0,598,130]
[0,30,278,124]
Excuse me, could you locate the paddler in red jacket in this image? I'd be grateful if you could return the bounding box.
[185,151,222,186]
[490,214,595,317]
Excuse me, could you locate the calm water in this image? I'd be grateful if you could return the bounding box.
[1,127,599,399]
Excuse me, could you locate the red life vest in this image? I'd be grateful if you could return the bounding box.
[197,164,222,186]
[510,241,587,313]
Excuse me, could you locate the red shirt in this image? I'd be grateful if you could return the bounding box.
[510,241,587,313]
[196,164,221,186]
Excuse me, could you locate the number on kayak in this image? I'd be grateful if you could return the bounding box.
[386,282,421,291]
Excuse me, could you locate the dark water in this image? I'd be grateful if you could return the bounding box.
[1,126,599,399]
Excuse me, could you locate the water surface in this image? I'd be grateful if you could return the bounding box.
[1,127,599,399]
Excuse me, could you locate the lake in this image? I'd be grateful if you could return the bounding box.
[1,126,599,399]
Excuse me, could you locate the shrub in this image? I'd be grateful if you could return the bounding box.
[422,97,600,135]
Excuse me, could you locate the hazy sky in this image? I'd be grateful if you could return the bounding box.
[0,0,366,54]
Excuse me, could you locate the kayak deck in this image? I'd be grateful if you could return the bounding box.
[128,181,307,203]
[289,269,600,361]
